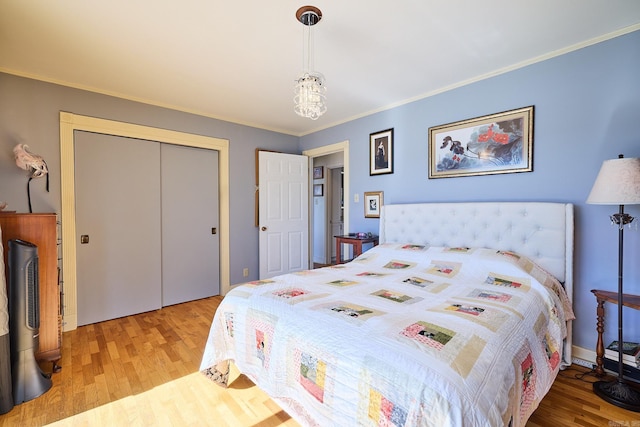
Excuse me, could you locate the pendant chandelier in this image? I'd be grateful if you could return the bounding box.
[294,6,326,120]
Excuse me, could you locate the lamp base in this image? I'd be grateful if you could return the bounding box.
[593,379,640,412]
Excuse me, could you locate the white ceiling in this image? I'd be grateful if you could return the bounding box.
[1,1,640,136]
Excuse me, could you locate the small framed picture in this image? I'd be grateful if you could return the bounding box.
[313,184,323,197]
[364,191,383,218]
[313,166,324,179]
[370,128,394,175]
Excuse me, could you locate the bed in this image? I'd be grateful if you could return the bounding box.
[200,202,575,426]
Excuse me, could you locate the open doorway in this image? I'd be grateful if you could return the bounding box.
[327,166,344,264]
[311,161,344,266]
[303,141,349,269]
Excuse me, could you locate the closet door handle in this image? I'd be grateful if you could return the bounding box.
[80,235,89,244]
[261,226,267,231]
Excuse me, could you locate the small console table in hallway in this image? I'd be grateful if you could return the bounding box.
[334,234,378,264]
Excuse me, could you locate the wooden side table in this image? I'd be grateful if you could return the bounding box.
[591,289,640,377]
[334,235,378,264]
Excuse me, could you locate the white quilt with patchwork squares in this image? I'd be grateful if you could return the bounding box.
[200,243,574,427]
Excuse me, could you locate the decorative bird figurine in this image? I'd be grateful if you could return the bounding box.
[13,144,49,213]
[14,144,48,178]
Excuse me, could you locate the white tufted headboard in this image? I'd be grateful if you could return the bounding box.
[379,202,573,283]
[379,201,574,366]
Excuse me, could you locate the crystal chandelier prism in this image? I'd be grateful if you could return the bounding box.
[294,6,326,120]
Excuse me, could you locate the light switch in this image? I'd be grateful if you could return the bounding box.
[354,193,359,203]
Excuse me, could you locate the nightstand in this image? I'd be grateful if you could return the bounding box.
[591,289,640,377]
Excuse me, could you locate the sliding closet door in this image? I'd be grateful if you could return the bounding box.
[75,132,162,326]
[161,144,219,306]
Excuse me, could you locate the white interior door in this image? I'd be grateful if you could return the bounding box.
[75,132,162,326]
[259,151,309,279]
[161,144,219,306]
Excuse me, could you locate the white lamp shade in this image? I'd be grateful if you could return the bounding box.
[587,156,640,205]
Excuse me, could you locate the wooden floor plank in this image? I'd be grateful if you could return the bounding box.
[1,296,639,426]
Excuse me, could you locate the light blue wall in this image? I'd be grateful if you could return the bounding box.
[0,73,299,287]
[300,30,640,354]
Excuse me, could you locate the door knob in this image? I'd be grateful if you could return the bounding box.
[261,226,267,231]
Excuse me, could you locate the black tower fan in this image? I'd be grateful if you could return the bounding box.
[8,239,52,404]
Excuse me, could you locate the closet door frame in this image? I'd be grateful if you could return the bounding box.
[59,111,230,331]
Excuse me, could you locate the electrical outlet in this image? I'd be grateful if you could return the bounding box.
[243,268,249,277]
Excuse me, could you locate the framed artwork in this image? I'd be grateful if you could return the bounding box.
[364,191,383,218]
[313,184,323,197]
[428,106,534,179]
[370,128,394,175]
[313,166,324,179]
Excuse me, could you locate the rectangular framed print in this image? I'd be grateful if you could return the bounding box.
[370,128,394,175]
[313,166,324,179]
[364,191,383,218]
[428,106,533,178]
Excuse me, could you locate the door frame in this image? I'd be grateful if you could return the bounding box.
[302,140,349,269]
[59,111,230,331]
[326,166,344,263]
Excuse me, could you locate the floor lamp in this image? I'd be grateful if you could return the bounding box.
[587,154,640,412]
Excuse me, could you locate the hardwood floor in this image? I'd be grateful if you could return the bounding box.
[1,296,638,426]
[528,367,640,426]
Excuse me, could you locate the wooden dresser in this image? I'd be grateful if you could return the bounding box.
[0,213,61,372]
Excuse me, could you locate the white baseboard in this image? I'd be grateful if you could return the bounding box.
[571,345,596,367]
